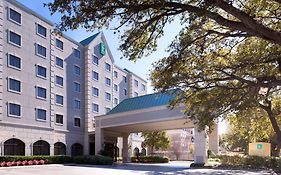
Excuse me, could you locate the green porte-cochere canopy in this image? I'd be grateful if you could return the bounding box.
[107,91,177,115]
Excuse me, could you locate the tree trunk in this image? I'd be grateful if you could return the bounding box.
[261,104,281,156]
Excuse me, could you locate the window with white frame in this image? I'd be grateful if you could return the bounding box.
[114,98,118,105]
[8,103,21,117]
[93,55,99,65]
[114,71,118,78]
[74,117,81,127]
[9,8,21,24]
[8,54,21,70]
[36,86,47,99]
[114,84,118,91]
[74,65,81,75]
[92,87,99,97]
[36,65,47,78]
[55,114,63,124]
[55,94,63,106]
[74,49,80,58]
[123,76,127,83]
[134,92,139,97]
[92,71,99,81]
[134,79,139,87]
[55,75,63,87]
[92,103,99,113]
[74,99,81,109]
[105,63,111,72]
[8,78,21,93]
[55,57,63,68]
[105,92,111,101]
[36,44,47,58]
[8,31,21,46]
[142,84,146,91]
[105,107,111,114]
[74,82,81,92]
[55,38,63,50]
[105,77,111,86]
[36,108,46,121]
[36,23,47,38]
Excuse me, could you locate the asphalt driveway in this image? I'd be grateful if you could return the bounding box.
[0,161,276,175]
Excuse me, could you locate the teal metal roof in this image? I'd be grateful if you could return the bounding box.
[107,91,177,115]
[80,33,100,46]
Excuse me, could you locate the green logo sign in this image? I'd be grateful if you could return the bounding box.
[257,144,262,150]
[100,42,106,56]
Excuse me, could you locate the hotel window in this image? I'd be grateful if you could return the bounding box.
[92,103,99,113]
[124,89,127,96]
[105,63,111,72]
[142,84,146,91]
[114,71,118,78]
[55,94,63,106]
[9,8,21,24]
[55,75,63,87]
[8,103,21,117]
[74,65,81,75]
[105,92,111,101]
[74,49,80,58]
[92,71,99,81]
[74,99,81,109]
[105,77,111,86]
[74,118,81,127]
[114,84,118,91]
[36,65,47,79]
[36,44,47,58]
[55,114,63,124]
[105,107,111,114]
[93,55,99,65]
[56,39,63,50]
[74,82,81,92]
[36,86,47,100]
[55,57,63,68]
[36,24,47,38]
[8,31,21,46]
[134,80,139,87]
[92,87,99,97]
[8,78,21,93]
[8,54,21,70]
[134,92,139,97]
[123,76,127,83]
[36,108,46,121]
[114,98,118,105]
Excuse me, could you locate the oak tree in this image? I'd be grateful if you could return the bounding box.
[142,131,170,154]
[46,0,281,152]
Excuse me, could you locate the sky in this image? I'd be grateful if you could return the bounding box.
[17,0,228,134]
[17,0,182,94]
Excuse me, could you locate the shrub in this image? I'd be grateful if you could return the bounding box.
[131,156,169,163]
[73,155,113,165]
[215,155,281,170]
[207,150,216,158]
[0,155,113,167]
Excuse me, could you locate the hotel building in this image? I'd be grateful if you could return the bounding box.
[0,0,147,156]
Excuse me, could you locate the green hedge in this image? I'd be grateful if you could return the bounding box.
[215,155,281,169]
[0,155,113,165]
[73,155,113,165]
[131,156,169,163]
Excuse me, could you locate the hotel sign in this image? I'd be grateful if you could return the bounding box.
[100,42,106,56]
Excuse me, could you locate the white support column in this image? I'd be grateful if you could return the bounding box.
[194,126,207,164]
[95,127,104,155]
[209,123,219,154]
[122,133,130,163]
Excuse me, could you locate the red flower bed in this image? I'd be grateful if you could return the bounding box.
[0,159,48,167]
